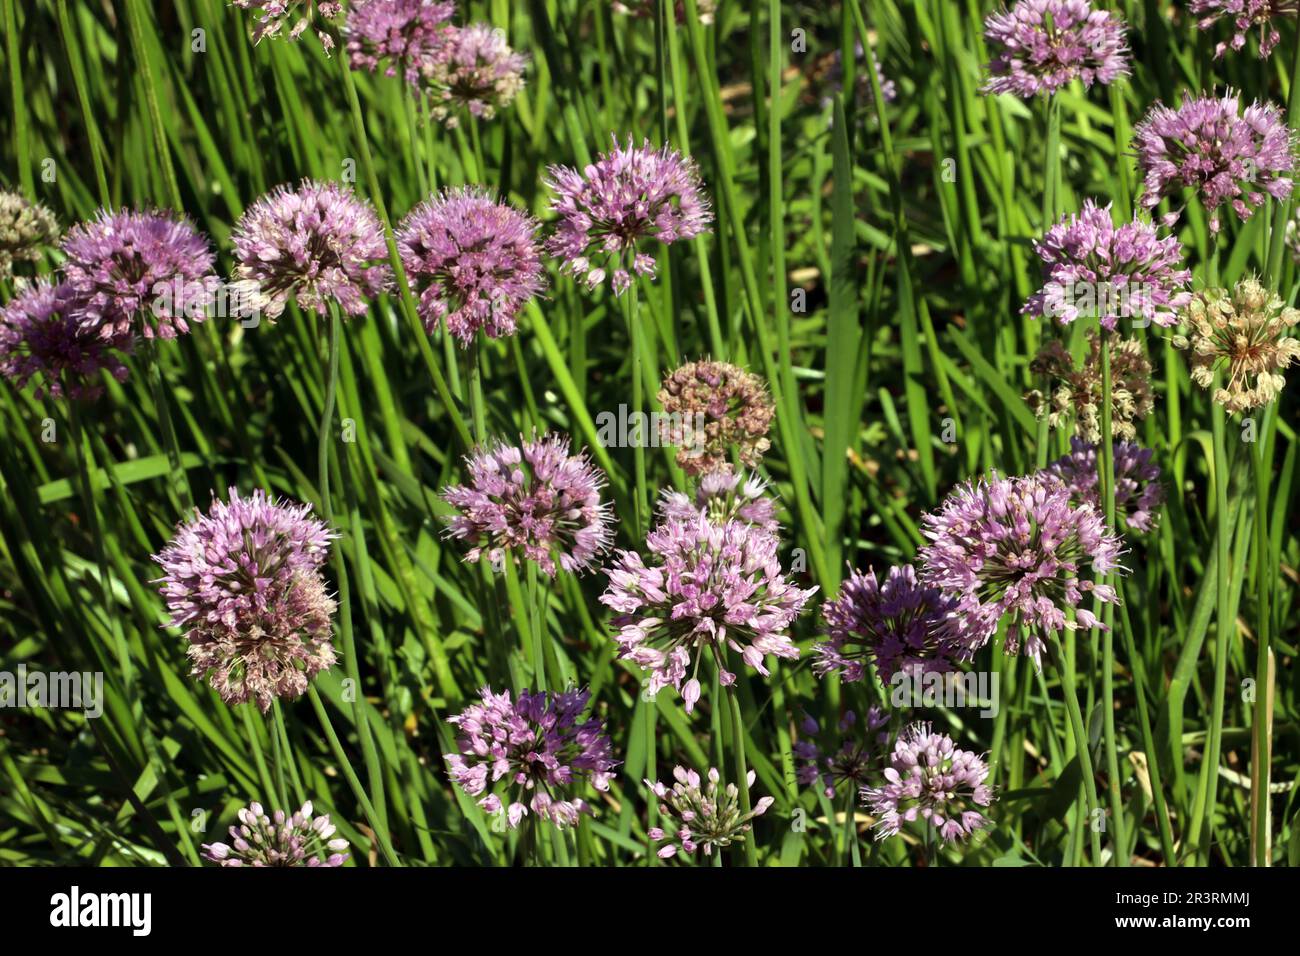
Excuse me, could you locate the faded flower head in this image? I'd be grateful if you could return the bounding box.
[862,723,994,843]
[444,686,618,829]
[1172,276,1300,411]
[1188,1,1297,59]
[152,488,339,712]
[657,360,774,475]
[982,0,1129,98]
[1024,199,1192,330]
[1134,91,1295,234]
[545,136,712,294]
[657,470,780,532]
[612,0,716,25]
[646,766,773,859]
[202,801,348,867]
[600,514,817,713]
[814,565,961,684]
[0,281,131,399]
[1027,333,1154,442]
[232,179,391,319]
[396,187,545,345]
[345,0,453,83]
[0,191,58,279]
[918,473,1123,667]
[61,209,219,340]
[795,708,889,799]
[232,1,343,51]
[441,432,614,576]
[419,23,527,128]
[1046,437,1165,532]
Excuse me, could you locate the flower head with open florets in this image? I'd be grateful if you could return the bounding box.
[657,470,780,533]
[646,766,773,858]
[981,0,1129,98]
[202,801,349,867]
[795,708,889,799]
[1189,1,1297,59]
[232,1,343,51]
[1046,437,1164,532]
[345,0,454,83]
[418,23,527,128]
[1027,333,1154,442]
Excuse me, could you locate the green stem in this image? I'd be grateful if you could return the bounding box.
[1250,401,1274,866]
[1047,633,1104,865]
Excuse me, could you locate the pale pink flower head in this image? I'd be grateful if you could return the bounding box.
[345,0,454,83]
[232,1,343,52]
[982,0,1129,98]
[645,766,773,859]
[1188,0,1296,58]
[794,708,889,799]
[0,281,130,399]
[656,470,780,533]
[545,136,712,294]
[418,23,527,128]
[1046,437,1164,533]
[396,187,545,345]
[202,801,349,867]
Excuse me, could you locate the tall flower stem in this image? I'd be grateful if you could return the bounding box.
[622,272,649,538]
[145,341,193,512]
[725,685,758,867]
[1047,633,1103,865]
[1250,401,1274,866]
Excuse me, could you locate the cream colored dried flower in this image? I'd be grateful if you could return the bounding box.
[657,360,774,475]
[1172,276,1300,413]
[1027,333,1154,442]
[0,191,58,279]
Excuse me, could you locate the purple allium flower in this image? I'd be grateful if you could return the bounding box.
[545,136,712,294]
[444,686,619,829]
[418,23,527,128]
[0,282,131,399]
[202,801,349,867]
[917,473,1124,667]
[1189,0,1296,59]
[231,1,343,52]
[440,432,614,576]
[657,470,780,533]
[862,722,994,843]
[345,0,453,83]
[814,565,961,684]
[600,514,817,713]
[612,0,717,25]
[60,209,219,341]
[794,708,889,799]
[1023,199,1193,330]
[657,360,774,475]
[152,488,339,712]
[0,191,59,280]
[231,180,391,320]
[395,187,545,346]
[646,766,773,859]
[1134,91,1296,234]
[981,0,1129,98]
[1046,437,1164,533]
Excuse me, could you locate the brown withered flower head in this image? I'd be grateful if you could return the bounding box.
[1027,332,1154,442]
[657,360,774,476]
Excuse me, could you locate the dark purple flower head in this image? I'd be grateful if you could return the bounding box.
[441,432,614,576]
[418,23,527,127]
[814,565,961,684]
[232,1,343,52]
[0,281,131,399]
[982,0,1129,98]
[918,473,1124,667]
[646,766,773,859]
[1189,0,1296,58]
[152,488,339,712]
[61,209,219,341]
[545,136,712,294]
[862,722,995,843]
[0,190,59,279]
[445,686,619,829]
[1046,437,1164,532]
[600,514,817,713]
[794,708,889,799]
[1024,199,1192,330]
[657,470,780,532]
[396,187,545,346]
[202,801,349,867]
[345,0,453,83]
[1134,91,1296,234]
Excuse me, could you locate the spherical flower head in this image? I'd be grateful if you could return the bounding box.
[202,800,349,867]
[612,0,716,25]
[396,187,545,346]
[862,722,994,843]
[1188,1,1296,59]
[814,565,962,684]
[232,179,391,320]
[152,488,339,712]
[1172,276,1300,412]
[645,766,773,859]
[0,191,59,280]
[794,707,889,799]
[982,0,1129,98]
[657,360,774,475]
[600,514,817,713]
[60,209,219,341]
[656,470,780,532]
[419,23,527,128]
[0,282,131,400]
[345,0,453,83]
[441,432,614,576]
[918,473,1124,667]
[232,1,343,52]
[1134,91,1296,234]
[444,686,619,829]
[1046,437,1165,532]
[1024,200,1192,330]
[545,136,712,294]
[1027,333,1154,442]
